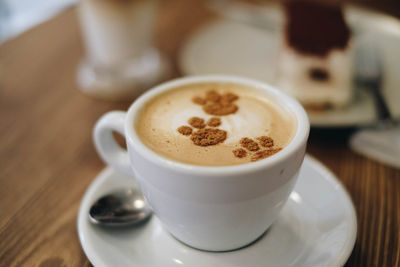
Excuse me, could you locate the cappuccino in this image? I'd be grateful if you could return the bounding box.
[136,82,297,166]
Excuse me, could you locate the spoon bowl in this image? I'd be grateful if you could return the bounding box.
[89,188,152,227]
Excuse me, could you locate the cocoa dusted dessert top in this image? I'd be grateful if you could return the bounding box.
[283,0,350,57]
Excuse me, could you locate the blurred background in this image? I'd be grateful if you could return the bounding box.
[1,0,399,42]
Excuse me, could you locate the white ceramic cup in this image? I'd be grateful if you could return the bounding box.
[93,75,309,251]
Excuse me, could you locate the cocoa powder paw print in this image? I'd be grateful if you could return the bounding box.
[177,116,227,146]
[233,136,282,162]
[192,90,239,116]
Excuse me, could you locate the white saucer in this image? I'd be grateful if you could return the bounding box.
[78,155,357,267]
[179,4,400,127]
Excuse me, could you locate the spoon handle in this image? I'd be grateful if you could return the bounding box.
[355,41,393,122]
[366,79,392,121]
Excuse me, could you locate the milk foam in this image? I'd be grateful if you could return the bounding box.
[136,83,297,166]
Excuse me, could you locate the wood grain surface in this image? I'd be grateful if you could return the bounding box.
[0,1,399,266]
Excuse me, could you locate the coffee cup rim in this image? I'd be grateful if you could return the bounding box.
[125,75,309,176]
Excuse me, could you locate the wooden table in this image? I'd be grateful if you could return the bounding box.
[0,1,399,266]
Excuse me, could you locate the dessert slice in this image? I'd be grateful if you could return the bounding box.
[276,0,353,110]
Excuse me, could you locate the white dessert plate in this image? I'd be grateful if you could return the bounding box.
[77,155,357,267]
[179,4,400,127]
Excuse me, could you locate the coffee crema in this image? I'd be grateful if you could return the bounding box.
[136,83,297,166]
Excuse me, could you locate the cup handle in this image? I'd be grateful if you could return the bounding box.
[93,111,133,176]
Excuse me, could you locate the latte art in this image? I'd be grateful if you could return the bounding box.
[136,82,297,166]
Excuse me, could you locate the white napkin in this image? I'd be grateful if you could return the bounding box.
[350,125,400,169]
